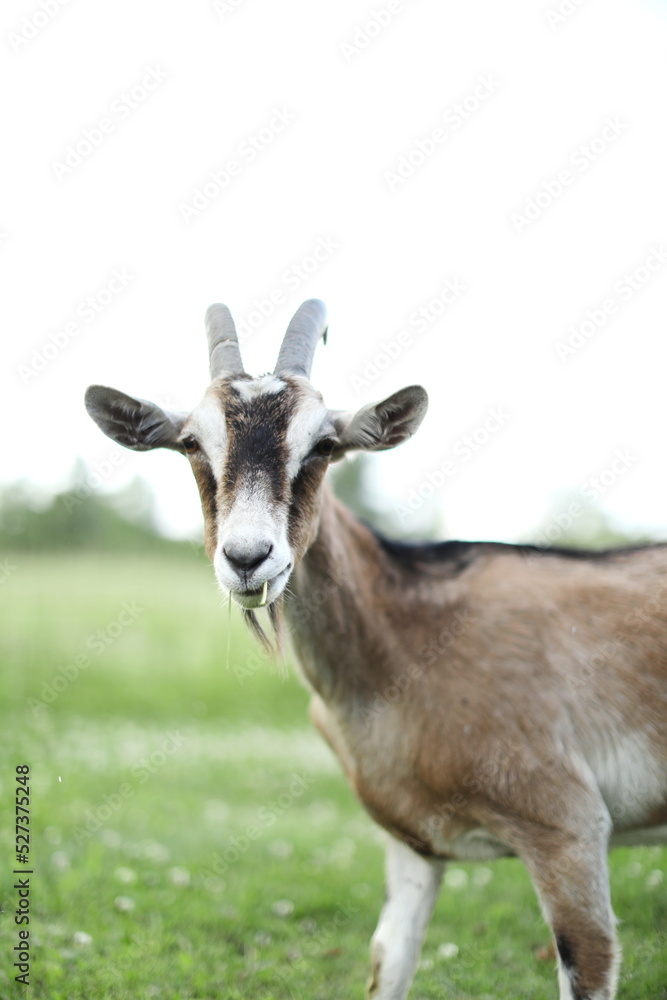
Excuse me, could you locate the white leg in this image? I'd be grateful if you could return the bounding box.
[558,962,576,1000]
[367,835,444,1000]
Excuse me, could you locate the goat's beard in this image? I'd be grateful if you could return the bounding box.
[241,595,286,669]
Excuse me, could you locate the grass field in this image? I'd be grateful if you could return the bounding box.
[1,552,666,999]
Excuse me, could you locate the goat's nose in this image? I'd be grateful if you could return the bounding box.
[223,540,273,574]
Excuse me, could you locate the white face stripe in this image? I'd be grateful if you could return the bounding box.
[189,377,333,485]
[285,388,333,481]
[183,390,229,476]
[230,375,285,400]
[220,476,286,545]
[213,472,293,605]
[187,378,286,469]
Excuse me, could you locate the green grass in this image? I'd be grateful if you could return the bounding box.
[1,553,665,999]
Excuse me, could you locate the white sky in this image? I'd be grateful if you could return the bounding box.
[3,0,667,544]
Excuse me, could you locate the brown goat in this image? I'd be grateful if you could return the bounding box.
[85,299,667,1000]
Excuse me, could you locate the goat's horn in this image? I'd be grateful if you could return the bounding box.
[206,304,245,379]
[274,299,328,379]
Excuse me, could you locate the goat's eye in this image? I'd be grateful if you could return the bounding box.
[311,438,336,458]
[182,435,199,454]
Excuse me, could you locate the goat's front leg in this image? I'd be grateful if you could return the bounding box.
[368,835,444,1000]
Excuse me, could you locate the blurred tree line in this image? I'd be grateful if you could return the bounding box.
[0,461,199,556]
[0,457,648,554]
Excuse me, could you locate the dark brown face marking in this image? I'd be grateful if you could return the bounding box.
[190,460,219,558]
[288,457,329,553]
[185,376,332,568]
[221,383,295,505]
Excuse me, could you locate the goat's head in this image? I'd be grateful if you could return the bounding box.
[84,300,428,614]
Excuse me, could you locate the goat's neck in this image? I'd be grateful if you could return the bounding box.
[284,483,402,706]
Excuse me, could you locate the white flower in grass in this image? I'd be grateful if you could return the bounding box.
[203,875,226,894]
[140,840,170,863]
[271,899,295,917]
[114,895,135,912]
[647,869,664,888]
[472,866,493,887]
[438,942,459,960]
[331,837,356,864]
[73,931,93,946]
[444,867,468,889]
[418,957,434,970]
[100,829,122,848]
[268,838,293,859]
[52,851,70,870]
[168,866,191,887]
[115,866,137,885]
[204,799,231,824]
[305,801,338,825]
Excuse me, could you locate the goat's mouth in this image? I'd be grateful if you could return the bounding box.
[232,565,291,609]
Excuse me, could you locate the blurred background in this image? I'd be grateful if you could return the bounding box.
[2,0,667,997]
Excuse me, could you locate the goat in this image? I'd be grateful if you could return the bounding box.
[85,299,667,1000]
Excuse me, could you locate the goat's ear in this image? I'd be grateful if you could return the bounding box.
[84,385,188,452]
[334,385,428,456]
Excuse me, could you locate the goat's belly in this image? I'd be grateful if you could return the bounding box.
[610,824,667,847]
[582,729,667,830]
[429,826,516,861]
